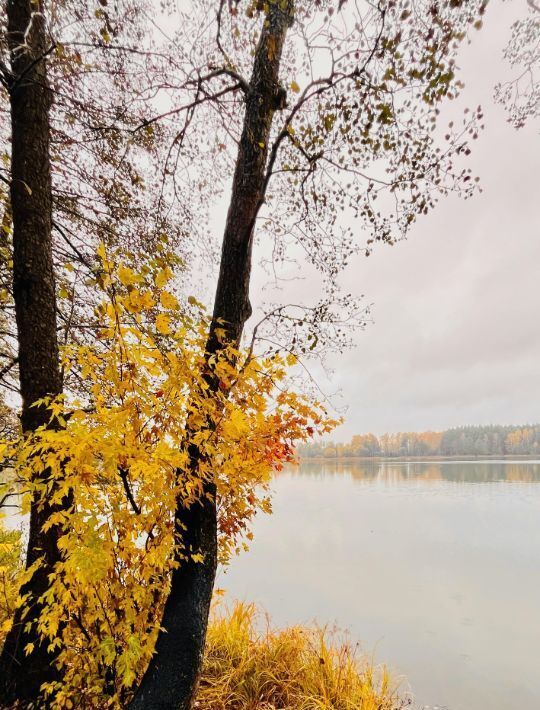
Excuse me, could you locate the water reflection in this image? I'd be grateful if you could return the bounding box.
[223,461,540,710]
[290,460,540,484]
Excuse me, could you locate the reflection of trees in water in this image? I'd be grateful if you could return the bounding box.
[288,461,379,481]
[505,464,539,483]
[438,463,540,483]
[349,462,439,483]
[288,461,540,484]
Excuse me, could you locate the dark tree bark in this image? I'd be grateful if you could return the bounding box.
[0,1,65,705]
[130,3,294,709]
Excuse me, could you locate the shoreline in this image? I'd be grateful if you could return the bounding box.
[297,454,540,463]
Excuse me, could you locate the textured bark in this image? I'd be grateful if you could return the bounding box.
[0,1,65,705]
[130,3,294,709]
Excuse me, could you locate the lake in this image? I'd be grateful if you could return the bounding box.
[219,460,540,710]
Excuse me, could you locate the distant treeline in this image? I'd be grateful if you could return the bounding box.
[299,424,540,458]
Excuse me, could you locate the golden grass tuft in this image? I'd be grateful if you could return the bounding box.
[196,602,410,710]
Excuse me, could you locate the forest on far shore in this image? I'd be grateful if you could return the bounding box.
[299,424,540,459]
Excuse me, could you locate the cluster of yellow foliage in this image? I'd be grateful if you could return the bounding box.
[0,248,337,707]
[0,524,21,648]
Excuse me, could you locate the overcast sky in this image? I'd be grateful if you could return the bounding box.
[248,0,540,439]
[325,0,540,437]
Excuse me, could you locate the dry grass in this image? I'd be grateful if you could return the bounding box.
[196,602,411,710]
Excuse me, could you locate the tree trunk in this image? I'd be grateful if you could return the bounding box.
[0,1,65,704]
[130,3,294,708]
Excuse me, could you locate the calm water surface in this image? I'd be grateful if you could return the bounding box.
[219,461,540,710]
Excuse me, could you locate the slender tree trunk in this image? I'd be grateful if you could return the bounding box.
[0,1,65,704]
[130,3,294,708]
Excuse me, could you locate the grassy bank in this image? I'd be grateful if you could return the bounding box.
[197,602,409,710]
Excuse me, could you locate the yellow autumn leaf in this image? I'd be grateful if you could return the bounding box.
[1,618,12,634]
[156,313,171,334]
[155,266,173,288]
[118,264,140,286]
[160,291,179,310]
[228,408,249,436]
[187,295,204,308]
[126,289,155,313]
[286,353,297,366]
[139,290,156,310]
[290,80,300,93]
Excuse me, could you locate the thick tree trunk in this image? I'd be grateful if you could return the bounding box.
[130,3,294,709]
[0,1,65,705]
